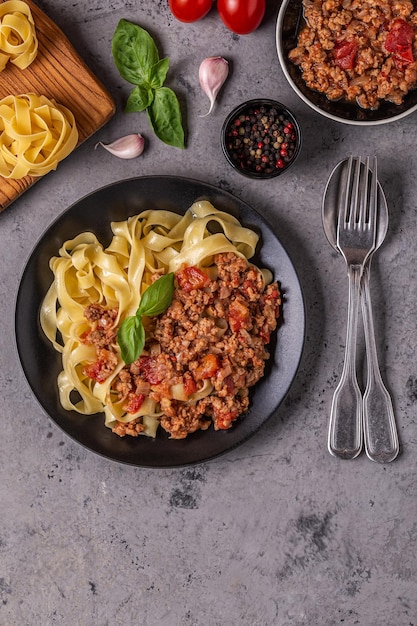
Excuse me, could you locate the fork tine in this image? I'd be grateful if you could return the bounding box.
[338,155,353,226]
[368,156,378,236]
[349,156,362,225]
[358,157,370,228]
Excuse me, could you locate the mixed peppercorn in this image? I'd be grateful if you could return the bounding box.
[223,102,299,177]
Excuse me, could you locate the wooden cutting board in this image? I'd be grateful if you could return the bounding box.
[0,0,116,212]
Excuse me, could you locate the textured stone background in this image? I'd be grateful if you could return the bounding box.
[1,1,417,625]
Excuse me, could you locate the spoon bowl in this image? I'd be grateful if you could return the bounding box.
[322,158,388,252]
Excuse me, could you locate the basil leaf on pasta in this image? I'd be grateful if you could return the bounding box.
[138,272,175,317]
[118,273,174,364]
[117,315,145,365]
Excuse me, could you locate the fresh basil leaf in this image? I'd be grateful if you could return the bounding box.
[112,19,160,86]
[137,272,175,317]
[117,315,145,365]
[149,58,170,89]
[125,85,154,113]
[147,87,185,149]
[112,19,186,149]
[117,274,175,363]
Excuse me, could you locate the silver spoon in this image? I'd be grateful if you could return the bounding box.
[322,158,399,463]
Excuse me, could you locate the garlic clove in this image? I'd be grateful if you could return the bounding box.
[199,56,229,117]
[95,133,145,159]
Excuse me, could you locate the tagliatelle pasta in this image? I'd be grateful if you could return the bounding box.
[0,0,38,71]
[0,93,78,178]
[40,200,276,438]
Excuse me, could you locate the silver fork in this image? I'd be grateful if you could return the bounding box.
[328,156,377,459]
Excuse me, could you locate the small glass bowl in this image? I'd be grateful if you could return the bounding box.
[221,98,302,179]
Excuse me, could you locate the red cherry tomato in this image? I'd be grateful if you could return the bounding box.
[217,0,266,35]
[168,0,213,23]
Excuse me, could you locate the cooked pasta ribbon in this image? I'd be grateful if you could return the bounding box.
[0,93,78,178]
[0,0,38,71]
[40,201,263,437]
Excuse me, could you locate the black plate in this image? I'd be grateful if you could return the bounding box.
[276,0,417,125]
[15,176,305,467]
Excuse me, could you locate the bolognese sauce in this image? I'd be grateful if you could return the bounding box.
[81,252,281,440]
[288,0,417,109]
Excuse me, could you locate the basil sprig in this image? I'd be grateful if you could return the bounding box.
[117,272,175,365]
[112,19,185,149]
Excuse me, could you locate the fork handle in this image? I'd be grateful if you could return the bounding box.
[328,264,363,459]
[361,264,399,462]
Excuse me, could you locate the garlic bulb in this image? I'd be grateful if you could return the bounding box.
[96,134,145,159]
[199,56,229,117]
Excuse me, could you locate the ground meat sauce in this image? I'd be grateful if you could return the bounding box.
[81,252,281,440]
[288,0,417,109]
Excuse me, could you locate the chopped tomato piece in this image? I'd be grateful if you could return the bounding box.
[123,393,145,414]
[183,373,197,396]
[229,298,250,332]
[176,266,210,292]
[385,18,414,65]
[195,354,220,380]
[83,360,108,383]
[333,40,357,70]
[80,330,90,344]
[138,356,162,385]
[216,410,238,430]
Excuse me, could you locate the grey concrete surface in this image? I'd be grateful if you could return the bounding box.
[1,1,417,625]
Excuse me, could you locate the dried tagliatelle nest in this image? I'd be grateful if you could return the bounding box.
[0,0,38,71]
[0,93,79,178]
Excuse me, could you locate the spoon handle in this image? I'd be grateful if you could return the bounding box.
[328,264,363,459]
[361,264,399,462]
